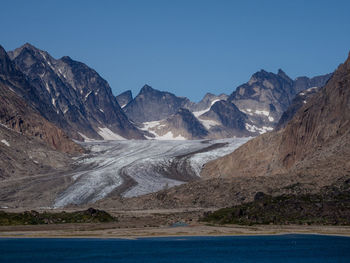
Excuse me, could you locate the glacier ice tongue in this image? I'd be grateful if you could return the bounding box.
[54,138,251,207]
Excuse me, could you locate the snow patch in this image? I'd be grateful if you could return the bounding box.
[268,116,274,122]
[255,110,270,116]
[98,127,126,140]
[155,131,186,140]
[1,139,10,147]
[45,82,51,93]
[241,109,254,116]
[193,108,210,118]
[84,91,92,101]
[78,133,95,142]
[99,109,104,113]
[141,121,187,140]
[192,99,221,118]
[141,121,162,130]
[303,100,307,104]
[245,123,273,134]
[199,118,221,129]
[306,86,318,92]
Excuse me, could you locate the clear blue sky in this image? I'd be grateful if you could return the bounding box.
[1,0,350,101]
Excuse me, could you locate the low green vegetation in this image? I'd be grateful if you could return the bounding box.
[0,208,116,225]
[202,182,350,226]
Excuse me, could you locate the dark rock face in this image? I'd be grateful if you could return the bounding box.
[227,69,295,130]
[276,87,320,130]
[293,73,332,94]
[227,69,331,132]
[0,44,83,154]
[189,93,228,112]
[200,100,250,137]
[153,108,209,139]
[124,85,194,123]
[8,43,144,140]
[116,90,133,108]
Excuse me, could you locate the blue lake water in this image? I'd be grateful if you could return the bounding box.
[1,234,350,262]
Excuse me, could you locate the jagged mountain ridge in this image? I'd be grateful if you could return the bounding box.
[202,52,350,182]
[122,69,330,140]
[0,45,83,154]
[124,85,194,123]
[8,43,144,140]
[3,42,331,142]
[95,53,348,211]
[227,69,331,134]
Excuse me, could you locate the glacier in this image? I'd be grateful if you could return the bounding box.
[54,138,250,208]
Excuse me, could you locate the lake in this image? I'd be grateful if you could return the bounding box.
[1,234,350,262]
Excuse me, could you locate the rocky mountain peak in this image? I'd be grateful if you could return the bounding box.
[8,43,145,140]
[124,85,193,123]
[277,68,292,82]
[116,90,133,108]
[202,51,350,185]
[140,84,154,93]
[0,45,16,76]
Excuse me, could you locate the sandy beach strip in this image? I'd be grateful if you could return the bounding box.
[1,224,350,239]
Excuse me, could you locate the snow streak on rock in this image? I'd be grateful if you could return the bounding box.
[54,138,250,207]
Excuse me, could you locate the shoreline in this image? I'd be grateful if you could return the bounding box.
[2,224,350,239]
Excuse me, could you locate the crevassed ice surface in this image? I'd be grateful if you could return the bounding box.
[54,138,251,208]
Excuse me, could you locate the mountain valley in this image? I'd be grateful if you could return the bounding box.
[0,42,348,227]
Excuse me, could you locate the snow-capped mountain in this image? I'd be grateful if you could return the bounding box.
[121,70,330,140]
[3,43,331,142]
[125,85,248,139]
[227,69,331,134]
[8,43,144,140]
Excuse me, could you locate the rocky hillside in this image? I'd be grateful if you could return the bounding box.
[0,45,82,154]
[8,43,144,140]
[202,178,350,225]
[275,87,320,130]
[202,52,350,183]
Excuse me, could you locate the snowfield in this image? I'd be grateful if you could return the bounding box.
[54,138,250,208]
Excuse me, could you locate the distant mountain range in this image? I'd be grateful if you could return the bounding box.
[0,43,331,143]
[119,70,331,139]
[1,42,348,212]
[98,52,349,210]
